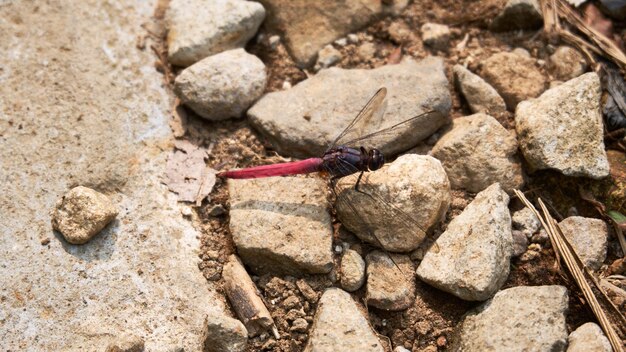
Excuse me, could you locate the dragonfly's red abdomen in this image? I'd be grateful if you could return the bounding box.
[217,158,324,179]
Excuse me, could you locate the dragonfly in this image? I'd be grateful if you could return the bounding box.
[218,87,438,253]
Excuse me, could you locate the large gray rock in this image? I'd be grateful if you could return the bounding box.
[174,49,267,121]
[228,177,333,275]
[258,0,407,67]
[481,52,546,110]
[248,57,452,158]
[336,154,451,252]
[0,1,238,350]
[431,113,524,194]
[365,251,416,311]
[559,216,608,271]
[490,0,544,32]
[417,183,512,301]
[455,286,569,351]
[304,288,385,352]
[453,64,506,115]
[167,0,266,66]
[566,322,612,352]
[516,72,609,179]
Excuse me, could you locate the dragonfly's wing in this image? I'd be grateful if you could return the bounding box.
[328,158,438,254]
[341,110,439,154]
[327,87,388,152]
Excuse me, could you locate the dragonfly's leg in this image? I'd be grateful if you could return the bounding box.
[354,171,364,192]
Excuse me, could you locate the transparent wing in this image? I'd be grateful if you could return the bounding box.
[327,87,388,152]
[328,158,438,254]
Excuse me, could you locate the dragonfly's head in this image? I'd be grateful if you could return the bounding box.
[368,148,384,171]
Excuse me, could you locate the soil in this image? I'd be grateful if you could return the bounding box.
[152,0,626,351]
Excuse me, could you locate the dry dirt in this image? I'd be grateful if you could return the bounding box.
[151,0,626,351]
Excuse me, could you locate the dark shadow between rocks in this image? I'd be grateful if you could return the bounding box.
[52,219,119,262]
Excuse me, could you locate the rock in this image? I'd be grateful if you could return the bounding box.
[248,57,451,158]
[416,183,512,301]
[228,177,333,275]
[388,21,413,44]
[455,286,569,351]
[515,72,609,179]
[291,318,309,333]
[0,1,237,349]
[347,33,359,44]
[421,23,451,50]
[51,186,118,244]
[481,52,546,110]
[105,335,144,352]
[258,0,408,67]
[336,155,451,252]
[203,315,248,352]
[431,113,524,194]
[340,249,366,292]
[174,49,267,121]
[166,0,265,66]
[511,230,529,257]
[567,322,612,352]
[558,216,608,270]
[315,44,342,70]
[549,46,588,81]
[304,288,384,352]
[490,0,544,32]
[357,42,377,61]
[512,207,541,237]
[365,251,415,310]
[393,347,411,352]
[512,47,531,57]
[453,64,506,115]
[268,35,281,50]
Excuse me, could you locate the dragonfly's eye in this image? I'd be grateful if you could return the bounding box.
[368,149,384,171]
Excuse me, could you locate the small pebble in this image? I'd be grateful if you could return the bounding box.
[282,81,292,90]
[208,204,225,216]
[421,22,450,50]
[347,33,359,44]
[357,42,377,61]
[334,38,348,46]
[290,317,309,332]
[181,206,193,217]
[315,44,342,70]
[268,35,281,50]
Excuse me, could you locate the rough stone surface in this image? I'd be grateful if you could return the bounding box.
[516,72,609,179]
[228,177,333,275]
[366,251,416,311]
[105,335,144,352]
[490,0,544,32]
[51,186,119,244]
[249,57,452,159]
[167,0,266,66]
[417,183,512,301]
[340,249,366,292]
[455,286,569,351]
[0,1,235,350]
[258,0,408,67]
[304,288,384,352]
[511,230,529,257]
[567,322,612,352]
[431,113,524,194]
[512,207,541,237]
[421,22,451,50]
[453,64,506,115]
[203,311,248,352]
[559,216,608,271]
[481,52,546,110]
[549,46,588,81]
[174,49,267,121]
[336,155,451,252]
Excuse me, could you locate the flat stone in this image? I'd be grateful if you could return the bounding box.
[0,1,237,349]
[249,57,451,159]
[304,288,384,352]
[174,48,267,121]
[336,155,451,252]
[455,286,569,351]
[421,23,451,50]
[365,251,416,311]
[340,249,366,292]
[512,207,541,237]
[417,183,512,301]
[490,0,544,32]
[559,216,608,271]
[167,0,266,66]
[431,113,524,194]
[516,72,609,179]
[481,51,546,110]
[51,186,118,244]
[549,46,588,81]
[228,177,333,275]
[258,0,408,67]
[567,322,612,352]
[453,64,506,115]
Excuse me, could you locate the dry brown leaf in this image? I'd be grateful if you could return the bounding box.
[164,139,216,203]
